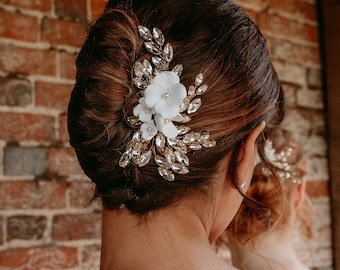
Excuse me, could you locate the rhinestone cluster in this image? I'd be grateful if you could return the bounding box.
[118,25,216,181]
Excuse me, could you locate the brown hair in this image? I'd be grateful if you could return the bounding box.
[68,0,285,215]
[227,128,313,245]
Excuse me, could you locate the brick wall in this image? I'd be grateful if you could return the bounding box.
[0,0,333,269]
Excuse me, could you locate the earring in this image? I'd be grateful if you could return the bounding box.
[240,182,247,191]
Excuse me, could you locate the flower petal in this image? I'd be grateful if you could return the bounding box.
[133,104,144,116]
[155,101,179,119]
[162,120,178,138]
[144,83,165,108]
[153,71,179,88]
[168,83,187,107]
[154,114,164,131]
[139,110,152,122]
[141,121,158,140]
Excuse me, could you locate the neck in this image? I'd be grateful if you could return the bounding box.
[228,226,309,270]
[100,205,235,270]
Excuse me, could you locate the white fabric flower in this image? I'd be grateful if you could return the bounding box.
[144,71,187,119]
[155,115,178,138]
[133,97,153,122]
[140,120,158,140]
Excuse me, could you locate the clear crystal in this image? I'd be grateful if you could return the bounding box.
[171,163,189,174]
[189,144,202,150]
[143,59,153,77]
[174,151,189,166]
[138,150,152,167]
[164,147,176,164]
[158,167,175,181]
[172,64,183,76]
[177,126,191,135]
[138,26,152,40]
[163,43,173,62]
[153,27,165,46]
[182,133,196,144]
[127,116,141,126]
[154,155,170,169]
[134,61,144,77]
[132,130,142,142]
[196,84,208,95]
[179,115,191,123]
[167,137,187,153]
[152,56,167,69]
[198,131,210,142]
[203,140,216,148]
[195,73,204,86]
[156,133,166,153]
[133,77,146,89]
[119,151,131,167]
[144,41,161,55]
[179,97,190,112]
[188,85,195,97]
[187,98,202,114]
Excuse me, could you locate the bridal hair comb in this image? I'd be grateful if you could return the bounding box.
[263,140,303,184]
[119,25,216,181]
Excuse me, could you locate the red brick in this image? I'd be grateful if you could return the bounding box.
[59,113,69,142]
[270,0,317,22]
[91,0,108,19]
[0,0,51,12]
[306,180,330,198]
[35,81,72,110]
[0,11,38,42]
[41,17,86,47]
[258,13,319,43]
[55,0,87,22]
[47,147,82,176]
[52,213,101,241]
[0,246,78,269]
[235,0,269,11]
[0,112,55,142]
[69,180,94,208]
[0,44,57,76]
[0,180,67,210]
[59,51,77,80]
[82,244,101,269]
[0,217,3,245]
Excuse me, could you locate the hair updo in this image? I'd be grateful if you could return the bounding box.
[68,0,285,214]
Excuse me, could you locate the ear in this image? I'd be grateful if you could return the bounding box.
[294,177,306,210]
[236,122,266,190]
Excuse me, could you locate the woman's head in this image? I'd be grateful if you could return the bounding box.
[68,0,285,215]
[227,128,313,246]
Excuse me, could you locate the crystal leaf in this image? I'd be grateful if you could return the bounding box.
[158,167,175,181]
[133,77,146,89]
[179,97,190,113]
[187,98,202,114]
[134,61,144,77]
[171,163,189,174]
[196,84,208,95]
[198,131,210,142]
[179,115,191,123]
[144,41,161,55]
[152,56,167,69]
[154,155,170,169]
[203,140,216,148]
[119,151,131,167]
[143,59,153,77]
[156,133,166,153]
[163,43,173,62]
[177,125,191,136]
[174,151,189,166]
[138,26,152,40]
[189,144,202,150]
[138,150,152,167]
[167,137,187,153]
[164,147,176,164]
[172,64,183,76]
[188,85,195,97]
[195,73,204,86]
[132,130,142,142]
[182,133,196,144]
[153,27,165,46]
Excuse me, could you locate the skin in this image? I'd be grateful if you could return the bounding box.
[100,123,265,270]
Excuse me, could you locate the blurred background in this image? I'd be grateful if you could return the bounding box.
[0,0,338,269]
